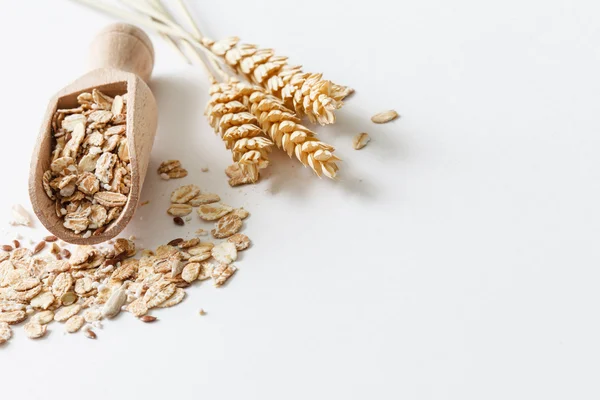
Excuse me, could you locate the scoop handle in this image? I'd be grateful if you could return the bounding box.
[88,23,155,82]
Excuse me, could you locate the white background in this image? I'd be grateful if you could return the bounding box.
[1,0,600,399]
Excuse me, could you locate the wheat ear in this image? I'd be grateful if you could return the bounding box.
[205,80,273,182]
[229,82,340,178]
[201,37,352,126]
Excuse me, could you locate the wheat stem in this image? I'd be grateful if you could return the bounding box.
[172,0,231,82]
[72,0,223,66]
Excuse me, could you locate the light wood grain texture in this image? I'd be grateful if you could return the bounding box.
[29,23,158,245]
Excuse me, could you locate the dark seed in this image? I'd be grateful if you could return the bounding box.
[175,281,191,288]
[85,329,97,339]
[167,238,183,246]
[43,235,58,242]
[12,240,20,249]
[173,217,184,226]
[140,315,157,323]
[93,226,106,236]
[61,249,71,259]
[2,245,13,252]
[32,241,46,255]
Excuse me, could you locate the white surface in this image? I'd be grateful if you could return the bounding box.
[1,0,600,398]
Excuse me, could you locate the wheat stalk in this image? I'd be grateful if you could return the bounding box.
[205,81,273,182]
[200,37,352,126]
[227,82,340,178]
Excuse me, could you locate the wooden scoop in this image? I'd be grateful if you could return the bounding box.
[29,23,158,245]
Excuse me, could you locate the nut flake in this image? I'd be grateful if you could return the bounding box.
[101,284,127,319]
[197,203,233,221]
[24,322,47,339]
[170,185,201,204]
[10,204,31,226]
[211,242,238,264]
[211,214,242,239]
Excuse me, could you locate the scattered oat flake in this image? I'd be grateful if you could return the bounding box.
[212,263,237,287]
[212,214,243,239]
[353,132,371,150]
[231,208,249,220]
[228,233,251,251]
[126,298,148,317]
[54,304,81,322]
[189,193,220,206]
[182,263,200,283]
[0,322,12,344]
[33,310,55,325]
[197,203,233,221]
[171,185,201,204]
[65,315,85,333]
[371,110,398,124]
[24,322,47,339]
[0,310,27,325]
[157,288,185,308]
[167,204,193,217]
[160,173,170,180]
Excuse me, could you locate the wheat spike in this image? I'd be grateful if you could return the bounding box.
[205,81,273,182]
[201,37,352,126]
[230,82,340,178]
